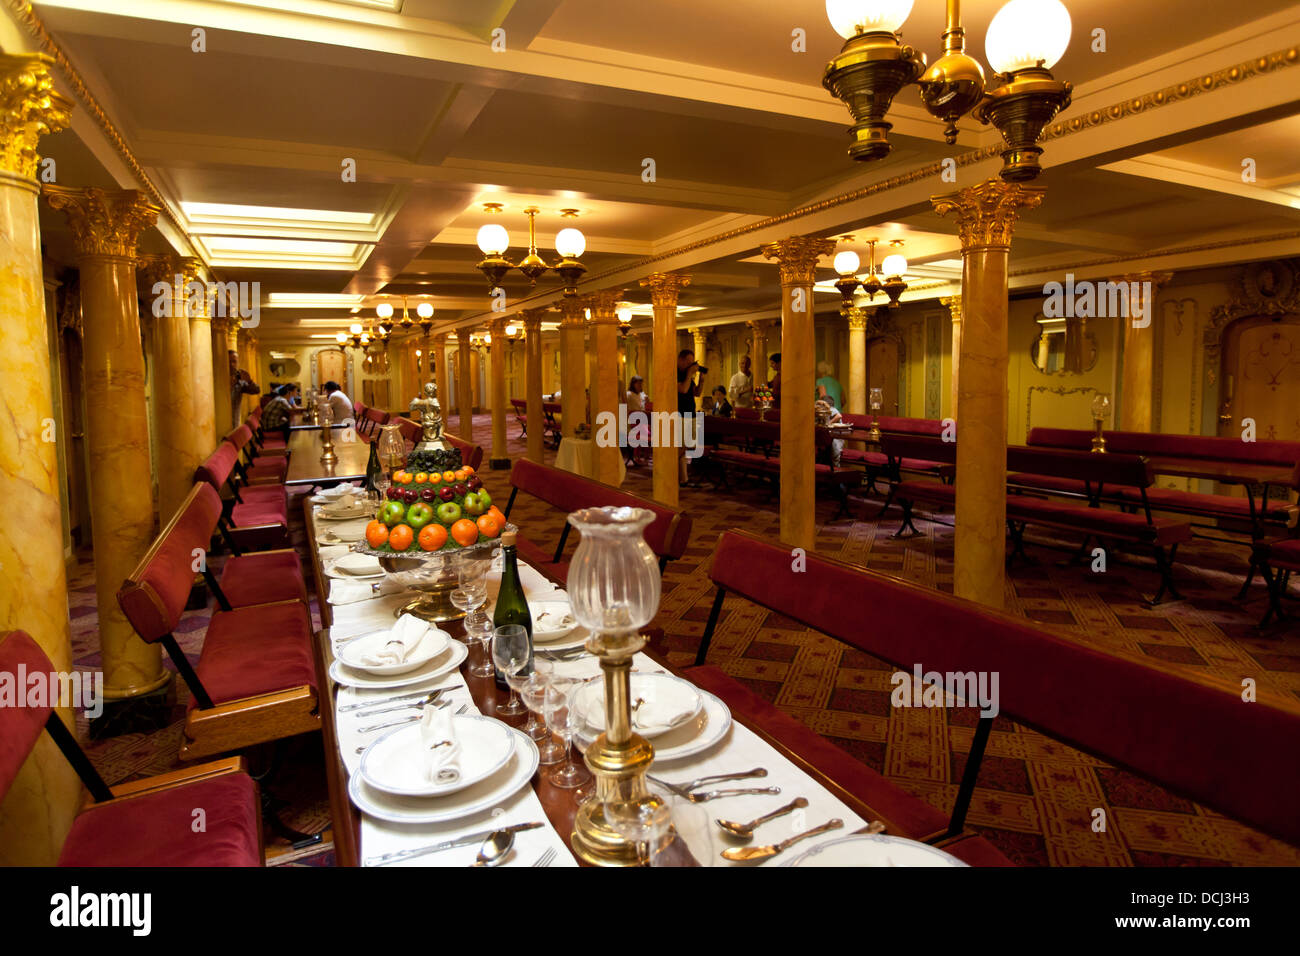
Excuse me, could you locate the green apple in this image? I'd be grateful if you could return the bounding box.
[380,500,406,528]
[436,501,462,525]
[477,489,492,509]
[406,502,434,531]
[463,492,487,517]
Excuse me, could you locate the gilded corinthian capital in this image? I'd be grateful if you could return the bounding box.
[582,288,625,323]
[640,272,691,308]
[760,235,836,287]
[0,53,72,180]
[42,186,159,259]
[931,180,1044,252]
[559,295,587,327]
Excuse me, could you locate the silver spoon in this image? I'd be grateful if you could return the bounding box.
[716,797,809,841]
[470,830,515,867]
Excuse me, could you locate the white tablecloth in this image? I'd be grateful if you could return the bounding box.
[324,547,874,866]
[554,437,626,485]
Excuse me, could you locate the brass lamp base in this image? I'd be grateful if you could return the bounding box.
[823,31,926,162]
[569,631,657,867]
[1091,418,1107,454]
[319,449,338,464]
[976,67,1072,183]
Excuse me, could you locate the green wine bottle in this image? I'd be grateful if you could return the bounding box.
[492,531,533,690]
[364,438,382,495]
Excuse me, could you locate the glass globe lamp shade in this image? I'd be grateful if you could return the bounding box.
[1091,392,1112,420]
[616,305,633,324]
[833,250,861,277]
[335,332,347,344]
[566,507,661,635]
[555,227,586,259]
[484,332,492,345]
[504,323,518,337]
[985,0,1072,74]
[881,253,908,277]
[349,323,363,335]
[375,302,394,320]
[476,223,509,256]
[416,301,434,319]
[825,0,914,39]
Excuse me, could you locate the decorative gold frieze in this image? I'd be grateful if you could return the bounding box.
[0,53,71,180]
[42,186,159,260]
[640,272,691,308]
[761,235,836,287]
[932,180,1045,252]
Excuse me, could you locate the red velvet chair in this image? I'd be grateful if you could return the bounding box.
[226,423,288,483]
[247,406,287,452]
[695,530,1300,854]
[196,443,289,550]
[441,429,485,472]
[117,498,318,764]
[394,415,421,445]
[0,630,264,866]
[503,457,692,584]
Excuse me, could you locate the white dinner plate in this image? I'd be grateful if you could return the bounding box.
[348,729,539,825]
[359,714,516,797]
[337,626,451,676]
[332,553,384,576]
[782,834,967,867]
[642,689,732,763]
[329,640,467,690]
[576,672,703,738]
[318,503,374,521]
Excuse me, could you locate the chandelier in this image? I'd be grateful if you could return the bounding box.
[374,296,436,336]
[475,204,587,295]
[823,0,1073,181]
[833,238,908,309]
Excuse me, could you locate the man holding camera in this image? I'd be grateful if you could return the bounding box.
[677,349,706,483]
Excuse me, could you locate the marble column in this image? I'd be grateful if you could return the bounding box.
[940,295,962,421]
[1118,272,1172,432]
[691,329,708,412]
[43,186,168,699]
[488,318,509,469]
[188,272,216,462]
[430,332,448,402]
[225,321,241,430]
[522,310,545,463]
[761,236,835,551]
[211,315,233,439]
[587,289,625,486]
[559,297,586,439]
[846,308,868,415]
[934,180,1044,609]
[140,256,199,524]
[456,332,474,439]
[748,319,772,379]
[0,53,79,866]
[641,273,691,507]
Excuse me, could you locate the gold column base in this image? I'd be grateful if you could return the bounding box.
[569,631,657,866]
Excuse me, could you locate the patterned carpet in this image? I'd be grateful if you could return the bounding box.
[67,411,1300,866]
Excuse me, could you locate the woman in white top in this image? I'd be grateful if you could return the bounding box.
[322,380,354,425]
[624,376,648,466]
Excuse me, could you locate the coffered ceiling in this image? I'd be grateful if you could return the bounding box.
[16,0,1300,344]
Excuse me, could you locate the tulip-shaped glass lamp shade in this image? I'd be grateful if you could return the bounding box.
[826,0,914,38]
[985,0,1072,75]
[1090,392,1111,421]
[833,250,861,276]
[566,507,661,637]
[881,252,908,278]
[870,387,884,412]
[375,301,394,320]
[477,223,510,256]
[555,227,586,259]
[416,301,434,319]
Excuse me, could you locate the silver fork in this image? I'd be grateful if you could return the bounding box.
[340,686,454,712]
[649,768,768,795]
[348,689,445,718]
[357,698,449,733]
[532,847,557,868]
[682,787,782,804]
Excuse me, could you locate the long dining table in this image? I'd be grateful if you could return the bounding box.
[302,498,975,867]
[284,427,371,488]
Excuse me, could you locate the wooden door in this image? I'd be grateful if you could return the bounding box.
[866,336,900,415]
[1219,315,1300,441]
[316,348,348,396]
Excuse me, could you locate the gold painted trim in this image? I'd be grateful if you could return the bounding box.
[1009,231,1300,279]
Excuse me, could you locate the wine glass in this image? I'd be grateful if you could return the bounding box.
[543,678,592,790]
[518,657,557,747]
[492,624,530,718]
[451,586,492,676]
[603,782,673,866]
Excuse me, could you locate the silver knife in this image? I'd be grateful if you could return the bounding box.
[364,822,546,866]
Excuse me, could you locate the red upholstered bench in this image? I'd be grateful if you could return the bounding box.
[0,630,264,866]
[118,498,319,762]
[503,457,691,585]
[695,530,1300,857]
[196,442,289,550]
[1256,537,1300,627]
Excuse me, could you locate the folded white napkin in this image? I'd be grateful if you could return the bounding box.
[329,578,408,605]
[322,492,361,515]
[535,607,576,631]
[419,704,461,784]
[318,484,360,500]
[359,614,430,666]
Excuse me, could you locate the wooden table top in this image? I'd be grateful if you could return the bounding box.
[284,428,370,487]
[1145,455,1295,487]
[302,501,948,867]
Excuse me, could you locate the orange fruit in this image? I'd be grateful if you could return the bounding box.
[476,514,501,538]
[442,470,457,483]
[388,524,414,551]
[427,472,441,484]
[418,523,448,551]
[450,518,479,548]
[365,520,389,549]
[486,505,506,528]
[461,465,475,476]
[399,472,414,485]
[454,468,468,482]
[414,472,428,484]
